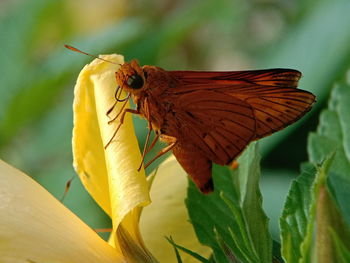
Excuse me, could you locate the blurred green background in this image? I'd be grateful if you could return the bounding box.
[1,0,350,241]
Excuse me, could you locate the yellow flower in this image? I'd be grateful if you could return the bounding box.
[0,54,209,262]
[72,53,210,262]
[72,54,151,258]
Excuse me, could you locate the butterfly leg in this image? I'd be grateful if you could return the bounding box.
[137,97,155,171]
[143,135,177,170]
[145,133,160,155]
[138,126,153,171]
[137,133,160,171]
[104,108,139,148]
[107,95,131,124]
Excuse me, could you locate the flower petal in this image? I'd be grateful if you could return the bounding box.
[72,54,150,248]
[140,155,211,262]
[0,159,124,262]
[72,54,150,220]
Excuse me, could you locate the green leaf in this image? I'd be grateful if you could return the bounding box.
[167,237,183,263]
[332,84,350,161]
[186,143,272,263]
[214,229,239,263]
[281,78,350,262]
[279,155,341,263]
[308,83,350,227]
[236,144,272,262]
[308,80,350,262]
[330,228,350,263]
[279,163,316,263]
[327,172,350,229]
[166,237,210,263]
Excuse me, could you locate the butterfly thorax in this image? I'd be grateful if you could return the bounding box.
[134,66,180,135]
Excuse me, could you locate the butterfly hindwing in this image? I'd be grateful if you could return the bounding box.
[172,142,214,193]
[173,90,257,165]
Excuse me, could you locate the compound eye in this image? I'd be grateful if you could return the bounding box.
[126,74,144,89]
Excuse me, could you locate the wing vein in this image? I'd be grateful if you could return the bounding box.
[254,98,305,113]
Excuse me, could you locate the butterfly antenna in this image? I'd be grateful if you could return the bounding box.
[64,44,121,65]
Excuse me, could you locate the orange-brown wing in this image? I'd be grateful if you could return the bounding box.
[169,68,316,139]
[169,68,301,88]
[168,90,257,193]
[172,142,214,194]
[172,90,257,166]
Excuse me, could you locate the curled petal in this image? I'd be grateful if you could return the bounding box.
[72,54,151,250]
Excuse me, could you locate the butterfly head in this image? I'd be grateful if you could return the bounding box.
[115,59,145,94]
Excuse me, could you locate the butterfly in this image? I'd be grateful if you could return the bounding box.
[65,44,315,193]
[109,59,316,193]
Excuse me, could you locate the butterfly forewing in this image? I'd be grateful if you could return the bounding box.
[169,68,315,140]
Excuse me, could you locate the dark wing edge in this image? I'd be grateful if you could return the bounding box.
[244,88,316,139]
[170,68,301,88]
